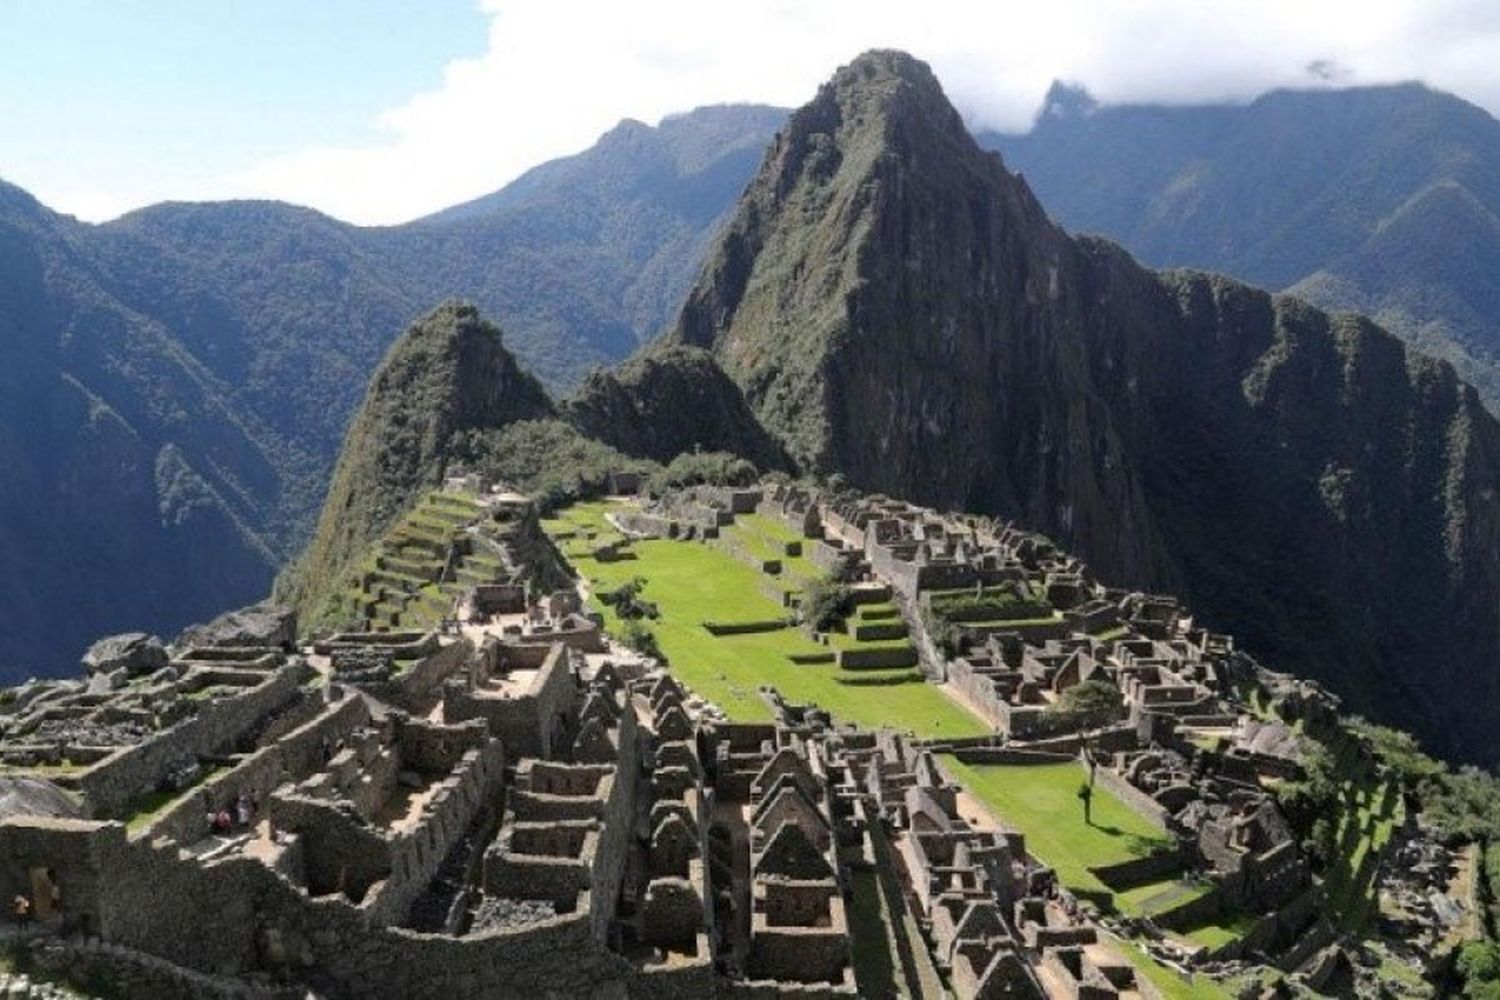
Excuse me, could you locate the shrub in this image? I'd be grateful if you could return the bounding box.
[619,619,665,662]
[1046,680,1124,731]
[650,451,758,491]
[802,575,854,632]
[602,576,658,620]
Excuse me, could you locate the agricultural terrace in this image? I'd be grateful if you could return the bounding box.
[542,501,988,737]
[1323,737,1405,929]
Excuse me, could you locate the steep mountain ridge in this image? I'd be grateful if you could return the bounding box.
[565,345,789,471]
[280,302,555,623]
[669,50,1500,763]
[0,105,784,677]
[0,188,281,683]
[985,80,1500,413]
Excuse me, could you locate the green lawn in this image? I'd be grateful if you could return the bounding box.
[548,506,986,737]
[940,758,1173,909]
[1180,909,1262,951]
[1114,938,1233,1000]
[721,513,820,582]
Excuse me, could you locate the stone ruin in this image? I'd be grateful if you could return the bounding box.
[0,480,1425,998]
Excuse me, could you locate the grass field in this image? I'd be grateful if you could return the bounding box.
[1114,938,1234,1000]
[944,758,1238,997]
[942,758,1171,896]
[545,503,986,737]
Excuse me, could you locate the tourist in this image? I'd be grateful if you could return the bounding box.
[11,893,30,928]
[235,793,253,827]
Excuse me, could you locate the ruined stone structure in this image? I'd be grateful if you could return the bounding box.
[0,481,1385,997]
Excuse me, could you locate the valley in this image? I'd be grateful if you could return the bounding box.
[3,37,1500,1000]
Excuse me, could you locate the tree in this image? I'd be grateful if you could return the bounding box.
[802,575,853,632]
[619,620,664,662]
[1459,941,1500,1000]
[1049,680,1125,731]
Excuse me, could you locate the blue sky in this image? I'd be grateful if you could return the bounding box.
[3,1,1498,225]
[0,0,484,220]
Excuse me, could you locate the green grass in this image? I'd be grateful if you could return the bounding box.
[120,765,229,836]
[1181,909,1262,951]
[1116,876,1214,918]
[1114,938,1233,1000]
[548,505,985,737]
[722,513,820,583]
[1325,771,1403,929]
[940,758,1173,910]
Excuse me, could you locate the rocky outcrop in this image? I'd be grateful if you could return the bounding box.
[81,633,168,677]
[565,345,789,471]
[174,603,296,651]
[667,50,1500,763]
[0,776,83,821]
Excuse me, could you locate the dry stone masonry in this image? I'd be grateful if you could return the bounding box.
[0,479,1471,997]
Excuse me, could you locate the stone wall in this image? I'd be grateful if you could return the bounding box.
[1091,763,1171,828]
[446,644,577,760]
[836,647,918,670]
[148,693,370,844]
[76,663,311,818]
[1087,849,1185,891]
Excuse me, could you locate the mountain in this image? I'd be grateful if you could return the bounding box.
[279,302,555,623]
[0,104,783,680]
[565,345,789,470]
[667,50,1500,765]
[0,182,283,683]
[981,81,1500,411]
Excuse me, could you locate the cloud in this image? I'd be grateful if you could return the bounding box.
[208,0,1500,223]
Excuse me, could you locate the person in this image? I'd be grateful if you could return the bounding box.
[11,893,30,928]
[213,808,232,833]
[235,793,253,827]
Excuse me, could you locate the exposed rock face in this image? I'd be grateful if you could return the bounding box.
[279,302,555,622]
[0,776,83,821]
[668,50,1500,763]
[81,632,168,677]
[174,603,296,651]
[565,345,789,470]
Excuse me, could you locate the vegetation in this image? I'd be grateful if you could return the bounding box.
[1047,679,1125,731]
[467,419,648,514]
[545,503,985,736]
[649,451,759,492]
[941,758,1174,910]
[802,575,854,632]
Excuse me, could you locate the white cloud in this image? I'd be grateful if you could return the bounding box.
[109,0,1500,223]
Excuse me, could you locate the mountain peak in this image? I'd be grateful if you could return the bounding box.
[801,49,968,142]
[1038,80,1099,121]
[280,302,553,620]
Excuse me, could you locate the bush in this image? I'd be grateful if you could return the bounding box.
[1458,940,1500,999]
[1046,679,1124,731]
[802,575,853,632]
[619,619,664,662]
[602,576,658,620]
[650,451,758,491]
